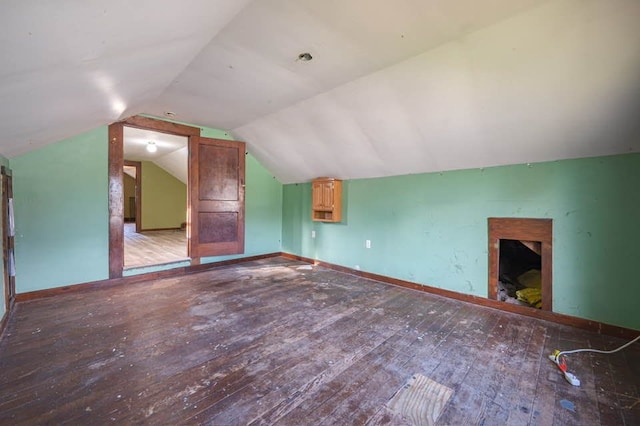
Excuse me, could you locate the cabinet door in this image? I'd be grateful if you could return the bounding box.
[312,181,325,209]
[312,178,342,222]
[322,181,334,209]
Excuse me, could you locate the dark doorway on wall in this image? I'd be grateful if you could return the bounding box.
[498,239,542,307]
[488,218,552,311]
[123,160,141,230]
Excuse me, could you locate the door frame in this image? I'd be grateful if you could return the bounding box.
[1,166,15,314]
[123,160,141,232]
[108,116,199,278]
[488,217,553,311]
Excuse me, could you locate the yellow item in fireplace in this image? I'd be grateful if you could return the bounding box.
[517,269,541,289]
[516,287,542,309]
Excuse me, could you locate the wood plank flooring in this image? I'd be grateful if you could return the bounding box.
[124,223,187,269]
[0,257,638,425]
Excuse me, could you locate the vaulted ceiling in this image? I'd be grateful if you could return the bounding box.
[1,0,639,183]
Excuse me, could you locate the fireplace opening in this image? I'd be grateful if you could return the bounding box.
[488,218,552,311]
[498,239,542,308]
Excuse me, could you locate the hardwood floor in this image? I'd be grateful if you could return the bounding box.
[124,223,188,269]
[0,257,638,425]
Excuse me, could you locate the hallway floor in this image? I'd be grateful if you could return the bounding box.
[124,223,188,269]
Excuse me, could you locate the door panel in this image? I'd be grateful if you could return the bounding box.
[189,136,245,258]
[198,212,238,243]
[199,145,240,200]
[322,182,333,209]
[312,181,323,209]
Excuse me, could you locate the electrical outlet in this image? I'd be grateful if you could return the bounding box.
[365,240,371,249]
[311,230,316,238]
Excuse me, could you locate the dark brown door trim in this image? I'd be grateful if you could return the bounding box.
[108,116,200,278]
[108,123,125,278]
[120,116,200,137]
[1,166,15,314]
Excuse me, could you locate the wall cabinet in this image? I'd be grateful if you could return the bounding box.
[312,178,342,222]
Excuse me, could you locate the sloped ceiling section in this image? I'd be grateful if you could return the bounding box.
[233,0,640,182]
[123,127,188,184]
[1,0,639,184]
[0,0,252,157]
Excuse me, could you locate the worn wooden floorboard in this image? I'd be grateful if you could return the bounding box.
[438,318,508,424]
[0,257,638,425]
[244,293,435,425]
[197,315,397,423]
[169,293,408,424]
[310,297,447,425]
[530,325,560,426]
[2,273,320,417]
[479,318,536,423]
[97,280,368,423]
[508,323,549,425]
[130,272,404,424]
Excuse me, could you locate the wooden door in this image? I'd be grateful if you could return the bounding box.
[312,179,335,210]
[1,167,16,313]
[321,181,334,209]
[189,136,245,258]
[312,180,324,210]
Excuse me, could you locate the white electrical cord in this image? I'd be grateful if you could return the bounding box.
[557,334,640,358]
[550,334,640,387]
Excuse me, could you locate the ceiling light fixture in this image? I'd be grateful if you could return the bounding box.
[297,52,313,62]
[146,141,157,153]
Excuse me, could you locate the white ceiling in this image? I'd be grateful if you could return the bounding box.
[123,127,188,184]
[1,0,639,183]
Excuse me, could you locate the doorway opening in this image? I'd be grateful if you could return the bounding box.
[108,115,246,279]
[122,127,189,269]
[109,117,199,277]
[488,218,552,311]
[498,239,542,307]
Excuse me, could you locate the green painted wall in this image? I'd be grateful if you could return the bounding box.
[282,154,640,330]
[11,121,282,290]
[140,161,186,229]
[11,114,635,331]
[12,127,109,293]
